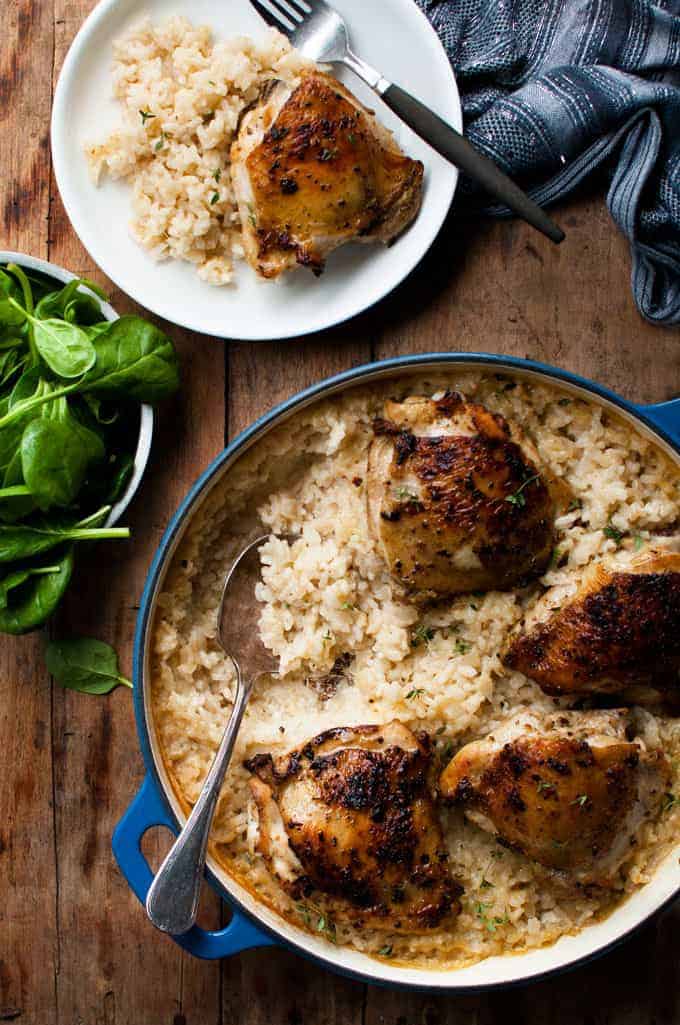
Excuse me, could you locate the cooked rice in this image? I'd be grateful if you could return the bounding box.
[150,372,680,969]
[86,17,310,284]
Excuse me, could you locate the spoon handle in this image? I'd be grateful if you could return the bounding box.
[146,675,251,935]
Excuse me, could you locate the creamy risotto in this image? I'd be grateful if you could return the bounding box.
[150,372,680,969]
[86,18,310,285]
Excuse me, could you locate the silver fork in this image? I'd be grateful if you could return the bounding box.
[249,0,564,244]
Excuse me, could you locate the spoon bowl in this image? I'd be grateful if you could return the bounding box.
[145,532,290,935]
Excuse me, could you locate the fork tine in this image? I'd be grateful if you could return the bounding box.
[249,0,297,34]
[282,0,312,15]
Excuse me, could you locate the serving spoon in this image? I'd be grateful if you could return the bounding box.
[145,533,281,935]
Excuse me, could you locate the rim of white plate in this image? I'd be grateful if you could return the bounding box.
[50,0,462,341]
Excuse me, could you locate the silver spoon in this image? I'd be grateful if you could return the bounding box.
[145,533,281,935]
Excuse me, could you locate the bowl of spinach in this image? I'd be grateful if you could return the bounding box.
[0,251,180,635]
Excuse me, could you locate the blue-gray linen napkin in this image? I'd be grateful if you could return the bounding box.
[416,0,680,325]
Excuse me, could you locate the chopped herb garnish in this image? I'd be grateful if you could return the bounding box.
[663,792,679,813]
[378,944,393,956]
[455,638,471,655]
[473,901,509,933]
[393,484,419,502]
[558,397,571,407]
[210,191,220,205]
[480,878,494,890]
[603,523,623,545]
[319,147,338,161]
[405,688,426,700]
[536,779,555,794]
[571,794,589,808]
[411,624,434,648]
[348,133,357,145]
[154,132,166,152]
[550,546,565,569]
[297,903,336,941]
[322,630,333,641]
[490,849,505,860]
[568,497,582,512]
[632,532,645,551]
[213,167,222,182]
[505,473,540,508]
[341,601,356,610]
[139,109,156,125]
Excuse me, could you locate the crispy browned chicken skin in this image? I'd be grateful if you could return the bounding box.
[231,71,424,278]
[503,549,680,701]
[439,710,670,885]
[366,393,560,600]
[246,721,461,931]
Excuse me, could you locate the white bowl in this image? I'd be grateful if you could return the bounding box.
[0,251,154,526]
[51,0,462,341]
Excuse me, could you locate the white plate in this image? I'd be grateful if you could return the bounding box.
[51,0,461,341]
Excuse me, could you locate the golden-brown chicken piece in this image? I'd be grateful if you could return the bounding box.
[366,392,561,600]
[245,721,461,931]
[230,71,424,278]
[439,709,670,885]
[503,549,680,701]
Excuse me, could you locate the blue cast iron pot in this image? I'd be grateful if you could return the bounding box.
[113,353,680,992]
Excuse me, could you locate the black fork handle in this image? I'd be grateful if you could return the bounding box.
[381,83,565,244]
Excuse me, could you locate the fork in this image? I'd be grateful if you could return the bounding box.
[249,0,564,244]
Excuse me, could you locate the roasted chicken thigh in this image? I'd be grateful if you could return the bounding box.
[367,392,560,600]
[503,548,680,701]
[246,721,461,931]
[230,71,424,278]
[439,709,670,885]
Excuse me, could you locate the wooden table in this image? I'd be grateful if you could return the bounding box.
[2,2,680,1023]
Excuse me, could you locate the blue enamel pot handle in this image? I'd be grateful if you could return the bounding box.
[112,776,275,959]
[640,397,680,447]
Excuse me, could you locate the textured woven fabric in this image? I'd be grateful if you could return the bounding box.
[416,0,680,325]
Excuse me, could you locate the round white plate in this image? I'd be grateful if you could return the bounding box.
[51,0,461,341]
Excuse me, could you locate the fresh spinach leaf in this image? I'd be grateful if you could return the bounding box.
[0,545,74,634]
[0,517,129,563]
[63,293,103,326]
[46,636,132,694]
[0,450,36,522]
[0,267,32,329]
[0,563,60,609]
[28,315,97,379]
[21,404,105,509]
[80,316,180,402]
[0,348,26,389]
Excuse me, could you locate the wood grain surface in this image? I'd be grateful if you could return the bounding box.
[1,2,679,1023]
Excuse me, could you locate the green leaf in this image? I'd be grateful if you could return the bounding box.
[0,519,129,563]
[21,411,105,509]
[45,636,132,694]
[0,563,60,609]
[79,316,180,402]
[30,317,97,379]
[0,268,29,326]
[0,450,36,522]
[0,545,74,634]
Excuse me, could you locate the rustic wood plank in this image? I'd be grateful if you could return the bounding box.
[0,2,58,1023]
[373,191,680,403]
